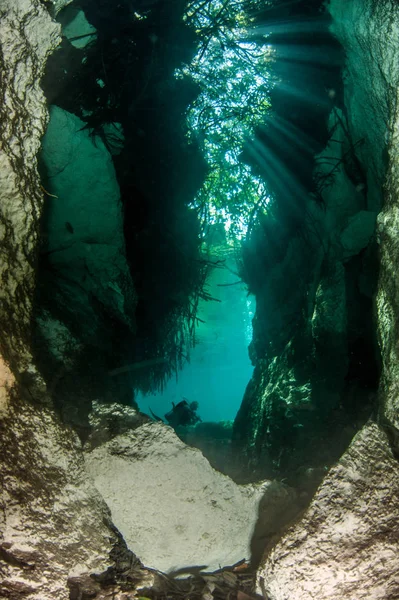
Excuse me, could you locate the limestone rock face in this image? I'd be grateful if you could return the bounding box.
[257,422,399,600]
[340,210,378,260]
[47,0,73,15]
[330,0,399,433]
[84,413,299,573]
[365,0,399,432]
[234,0,387,481]
[329,0,399,211]
[378,130,399,432]
[39,105,135,339]
[0,368,115,600]
[85,400,149,450]
[35,105,137,422]
[253,4,399,594]
[0,0,62,400]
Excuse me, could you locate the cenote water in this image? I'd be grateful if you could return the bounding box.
[37,0,274,433]
[34,0,375,490]
[2,0,395,595]
[137,258,255,423]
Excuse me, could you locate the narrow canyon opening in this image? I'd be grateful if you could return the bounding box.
[34,0,380,486]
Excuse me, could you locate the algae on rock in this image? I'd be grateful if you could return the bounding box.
[233,6,382,484]
[255,1,399,597]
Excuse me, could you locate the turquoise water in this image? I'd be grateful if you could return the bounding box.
[137,259,255,423]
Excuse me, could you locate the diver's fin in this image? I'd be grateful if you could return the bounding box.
[149,408,163,422]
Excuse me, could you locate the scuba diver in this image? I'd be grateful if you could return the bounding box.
[165,398,201,428]
[150,398,201,428]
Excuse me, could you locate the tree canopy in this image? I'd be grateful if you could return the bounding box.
[178,0,273,238]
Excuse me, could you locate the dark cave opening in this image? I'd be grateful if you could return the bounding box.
[33,0,381,485]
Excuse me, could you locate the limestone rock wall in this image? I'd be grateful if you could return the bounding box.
[257,422,399,600]
[329,0,396,211]
[256,1,399,597]
[35,104,137,425]
[378,112,399,433]
[0,5,146,595]
[233,1,384,482]
[0,0,138,422]
[0,0,64,400]
[84,403,300,574]
[0,361,150,600]
[235,122,379,481]
[360,0,399,433]
[329,0,399,435]
[39,105,136,341]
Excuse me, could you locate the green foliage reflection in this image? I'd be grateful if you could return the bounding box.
[178,0,272,237]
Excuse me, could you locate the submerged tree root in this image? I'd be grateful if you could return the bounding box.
[69,556,263,600]
[139,561,263,600]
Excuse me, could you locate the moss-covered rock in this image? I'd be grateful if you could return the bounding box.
[234,4,381,481]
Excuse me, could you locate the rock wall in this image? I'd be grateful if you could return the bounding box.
[0,0,138,424]
[379,116,399,433]
[0,0,64,401]
[257,422,399,600]
[0,4,145,595]
[329,0,399,440]
[233,1,382,483]
[256,1,399,597]
[84,402,300,574]
[35,104,137,427]
[39,105,135,340]
[0,360,153,600]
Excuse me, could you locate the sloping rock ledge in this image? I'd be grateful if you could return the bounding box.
[84,402,300,574]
